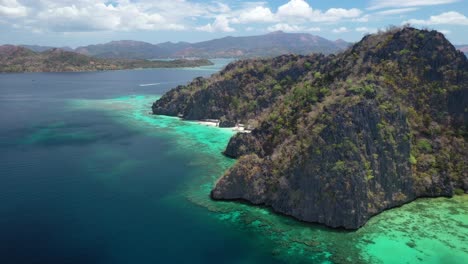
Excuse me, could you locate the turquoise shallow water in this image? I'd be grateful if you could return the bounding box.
[69,94,468,264]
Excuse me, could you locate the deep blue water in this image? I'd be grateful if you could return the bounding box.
[0,62,283,264]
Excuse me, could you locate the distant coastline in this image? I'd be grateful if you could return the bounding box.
[0,45,213,73]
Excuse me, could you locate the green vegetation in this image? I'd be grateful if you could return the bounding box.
[417,139,433,153]
[348,84,375,97]
[399,49,411,55]
[0,46,213,73]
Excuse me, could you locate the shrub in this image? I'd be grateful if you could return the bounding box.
[349,85,375,98]
[417,138,432,152]
[399,49,411,56]
[332,161,346,173]
[454,188,465,195]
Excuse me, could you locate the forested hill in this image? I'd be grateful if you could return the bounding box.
[153,27,468,229]
[0,45,212,73]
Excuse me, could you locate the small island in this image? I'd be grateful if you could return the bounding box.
[153,27,468,230]
[0,45,213,73]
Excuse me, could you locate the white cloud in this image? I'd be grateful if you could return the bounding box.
[439,29,451,34]
[34,1,188,32]
[275,0,362,22]
[196,16,235,32]
[332,27,349,33]
[276,0,315,20]
[405,11,468,25]
[1,0,362,35]
[375,8,419,15]
[8,0,205,32]
[368,0,459,10]
[235,6,276,23]
[36,3,120,32]
[0,0,27,17]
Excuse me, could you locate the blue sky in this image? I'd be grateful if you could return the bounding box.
[0,0,467,47]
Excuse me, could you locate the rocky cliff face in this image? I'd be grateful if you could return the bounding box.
[154,27,468,229]
[152,54,328,125]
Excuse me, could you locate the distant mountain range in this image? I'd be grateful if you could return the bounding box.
[0,45,212,73]
[14,31,352,60]
[11,32,467,60]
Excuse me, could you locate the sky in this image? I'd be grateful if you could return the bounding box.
[0,0,467,47]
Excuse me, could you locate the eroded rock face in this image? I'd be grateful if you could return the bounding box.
[211,154,271,204]
[154,27,468,229]
[214,100,419,229]
[223,133,263,158]
[152,54,321,123]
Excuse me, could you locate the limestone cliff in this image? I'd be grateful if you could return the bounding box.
[153,27,468,229]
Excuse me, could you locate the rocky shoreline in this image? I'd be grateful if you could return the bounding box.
[152,27,467,229]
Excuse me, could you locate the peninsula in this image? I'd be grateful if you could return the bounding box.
[0,45,213,73]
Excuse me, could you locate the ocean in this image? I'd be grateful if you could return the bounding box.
[0,60,466,263]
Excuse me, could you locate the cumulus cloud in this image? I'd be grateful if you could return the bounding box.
[17,0,192,32]
[0,0,27,17]
[276,0,315,19]
[368,0,459,10]
[197,0,363,33]
[275,0,362,22]
[1,0,363,34]
[196,16,235,32]
[36,3,120,32]
[405,11,468,25]
[0,0,211,32]
[234,6,276,23]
